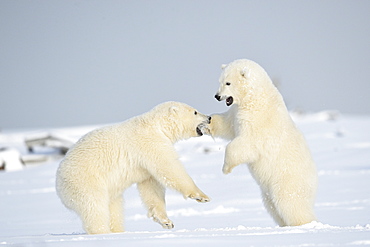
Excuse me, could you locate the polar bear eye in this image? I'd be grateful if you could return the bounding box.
[226,82,231,86]
[194,111,198,115]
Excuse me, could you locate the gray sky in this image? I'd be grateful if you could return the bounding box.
[1,0,369,129]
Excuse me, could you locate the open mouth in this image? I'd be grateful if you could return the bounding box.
[226,96,234,106]
[196,126,203,136]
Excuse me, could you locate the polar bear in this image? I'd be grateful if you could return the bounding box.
[56,102,211,234]
[209,59,318,226]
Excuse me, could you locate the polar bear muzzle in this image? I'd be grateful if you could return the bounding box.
[215,94,234,106]
[196,126,203,136]
[226,96,234,106]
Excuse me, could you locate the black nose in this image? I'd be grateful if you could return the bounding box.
[215,94,221,101]
[208,116,212,123]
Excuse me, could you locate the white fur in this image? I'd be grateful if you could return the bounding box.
[56,102,211,234]
[211,59,318,226]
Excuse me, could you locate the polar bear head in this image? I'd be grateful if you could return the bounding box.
[214,59,270,107]
[153,102,211,142]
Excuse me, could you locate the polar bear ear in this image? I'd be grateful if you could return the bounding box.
[221,64,227,70]
[169,106,178,114]
[240,67,250,78]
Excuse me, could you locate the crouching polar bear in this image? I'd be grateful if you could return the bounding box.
[56,102,211,234]
[209,59,318,226]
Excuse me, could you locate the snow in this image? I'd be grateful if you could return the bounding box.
[1,112,370,246]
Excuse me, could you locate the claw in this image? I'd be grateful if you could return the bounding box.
[163,222,174,229]
[189,194,211,203]
[151,216,174,229]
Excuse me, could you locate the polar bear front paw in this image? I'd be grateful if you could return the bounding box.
[188,193,211,203]
[152,216,174,229]
[161,219,174,229]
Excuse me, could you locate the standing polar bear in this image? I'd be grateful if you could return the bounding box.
[210,59,318,226]
[56,102,211,234]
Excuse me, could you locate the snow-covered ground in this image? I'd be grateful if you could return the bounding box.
[1,112,370,246]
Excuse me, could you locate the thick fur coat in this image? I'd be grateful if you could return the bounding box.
[56,102,211,234]
[210,59,318,226]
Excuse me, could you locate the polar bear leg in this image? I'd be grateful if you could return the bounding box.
[262,192,286,226]
[274,197,316,226]
[223,137,257,174]
[268,187,316,226]
[210,112,236,140]
[137,177,174,229]
[145,159,210,203]
[109,196,124,232]
[79,193,111,234]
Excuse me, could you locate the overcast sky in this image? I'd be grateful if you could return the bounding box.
[1,0,369,129]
